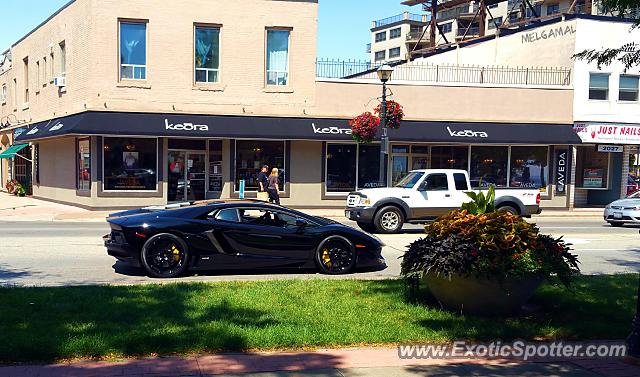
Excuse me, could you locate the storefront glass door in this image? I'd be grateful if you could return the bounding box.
[168,151,206,202]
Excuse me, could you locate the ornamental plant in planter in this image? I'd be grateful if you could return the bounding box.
[349,112,380,143]
[401,186,580,315]
[374,100,404,129]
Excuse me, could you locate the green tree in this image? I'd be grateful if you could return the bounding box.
[574,0,640,69]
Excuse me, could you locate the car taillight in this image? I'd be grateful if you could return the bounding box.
[536,193,541,204]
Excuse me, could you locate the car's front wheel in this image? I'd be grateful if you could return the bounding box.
[608,221,624,227]
[316,236,356,274]
[140,233,189,278]
[374,206,404,234]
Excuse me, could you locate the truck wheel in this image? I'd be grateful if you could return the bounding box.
[357,221,376,233]
[374,206,404,234]
[497,205,519,215]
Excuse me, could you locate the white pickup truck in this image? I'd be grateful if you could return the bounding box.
[345,169,541,233]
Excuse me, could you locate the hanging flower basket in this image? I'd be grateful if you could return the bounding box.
[349,112,380,144]
[375,100,405,129]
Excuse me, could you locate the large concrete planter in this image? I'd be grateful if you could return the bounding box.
[424,272,544,316]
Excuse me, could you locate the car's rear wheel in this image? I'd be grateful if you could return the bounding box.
[356,221,375,233]
[374,206,404,234]
[609,221,624,227]
[497,205,519,215]
[316,236,356,275]
[140,233,189,278]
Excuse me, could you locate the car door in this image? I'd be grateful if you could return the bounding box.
[415,173,454,217]
[212,207,315,267]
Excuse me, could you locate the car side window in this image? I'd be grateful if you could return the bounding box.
[421,174,449,191]
[237,208,314,229]
[453,173,469,191]
[213,208,240,223]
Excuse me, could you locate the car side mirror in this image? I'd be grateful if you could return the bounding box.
[418,182,428,191]
[295,218,308,228]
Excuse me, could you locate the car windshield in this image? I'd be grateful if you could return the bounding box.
[395,172,424,189]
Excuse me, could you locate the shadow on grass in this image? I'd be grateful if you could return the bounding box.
[0,284,278,363]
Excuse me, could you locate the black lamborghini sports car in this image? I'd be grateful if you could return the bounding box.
[104,200,386,278]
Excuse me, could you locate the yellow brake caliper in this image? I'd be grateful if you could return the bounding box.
[321,248,333,268]
[171,244,181,261]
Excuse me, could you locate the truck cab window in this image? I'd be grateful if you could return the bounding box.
[453,173,469,190]
[422,174,448,191]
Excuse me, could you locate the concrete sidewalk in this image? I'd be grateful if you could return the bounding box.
[0,347,638,377]
[0,191,604,222]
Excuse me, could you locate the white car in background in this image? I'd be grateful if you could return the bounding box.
[604,191,640,227]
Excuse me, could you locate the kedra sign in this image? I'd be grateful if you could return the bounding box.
[165,119,209,132]
[312,123,352,135]
[447,126,488,138]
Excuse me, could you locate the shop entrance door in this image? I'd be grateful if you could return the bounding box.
[168,151,206,202]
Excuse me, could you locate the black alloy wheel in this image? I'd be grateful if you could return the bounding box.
[140,233,189,278]
[316,236,356,275]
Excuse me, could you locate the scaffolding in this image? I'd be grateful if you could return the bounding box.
[400,0,591,59]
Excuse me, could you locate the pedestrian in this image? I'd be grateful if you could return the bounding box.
[267,167,281,205]
[257,165,269,201]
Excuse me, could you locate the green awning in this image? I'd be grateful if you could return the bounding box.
[0,144,28,159]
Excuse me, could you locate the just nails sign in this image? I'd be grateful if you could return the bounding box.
[573,122,640,145]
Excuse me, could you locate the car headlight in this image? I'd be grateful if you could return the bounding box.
[359,197,371,206]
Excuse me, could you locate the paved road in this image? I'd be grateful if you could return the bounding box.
[0,216,638,286]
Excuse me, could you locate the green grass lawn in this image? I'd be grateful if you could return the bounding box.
[0,275,637,363]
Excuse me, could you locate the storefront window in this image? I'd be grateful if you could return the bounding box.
[470,146,508,188]
[208,140,223,193]
[326,144,381,192]
[235,140,285,191]
[357,145,381,189]
[576,146,609,189]
[326,144,356,192]
[77,138,91,191]
[509,146,549,190]
[103,137,157,191]
[431,146,469,170]
[391,145,410,186]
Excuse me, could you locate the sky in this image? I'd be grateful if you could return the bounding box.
[0,0,415,60]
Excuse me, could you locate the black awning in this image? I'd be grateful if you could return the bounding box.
[15,111,582,145]
[389,121,583,145]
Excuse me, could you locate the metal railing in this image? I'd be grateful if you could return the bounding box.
[406,30,429,41]
[408,13,424,22]
[374,12,426,28]
[457,27,480,36]
[316,59,572,86]
[374,14,404,28]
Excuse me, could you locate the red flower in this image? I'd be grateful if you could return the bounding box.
[349,112,380,143]
[375,100,405,129]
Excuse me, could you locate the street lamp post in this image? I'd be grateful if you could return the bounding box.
[377,64,394,187]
